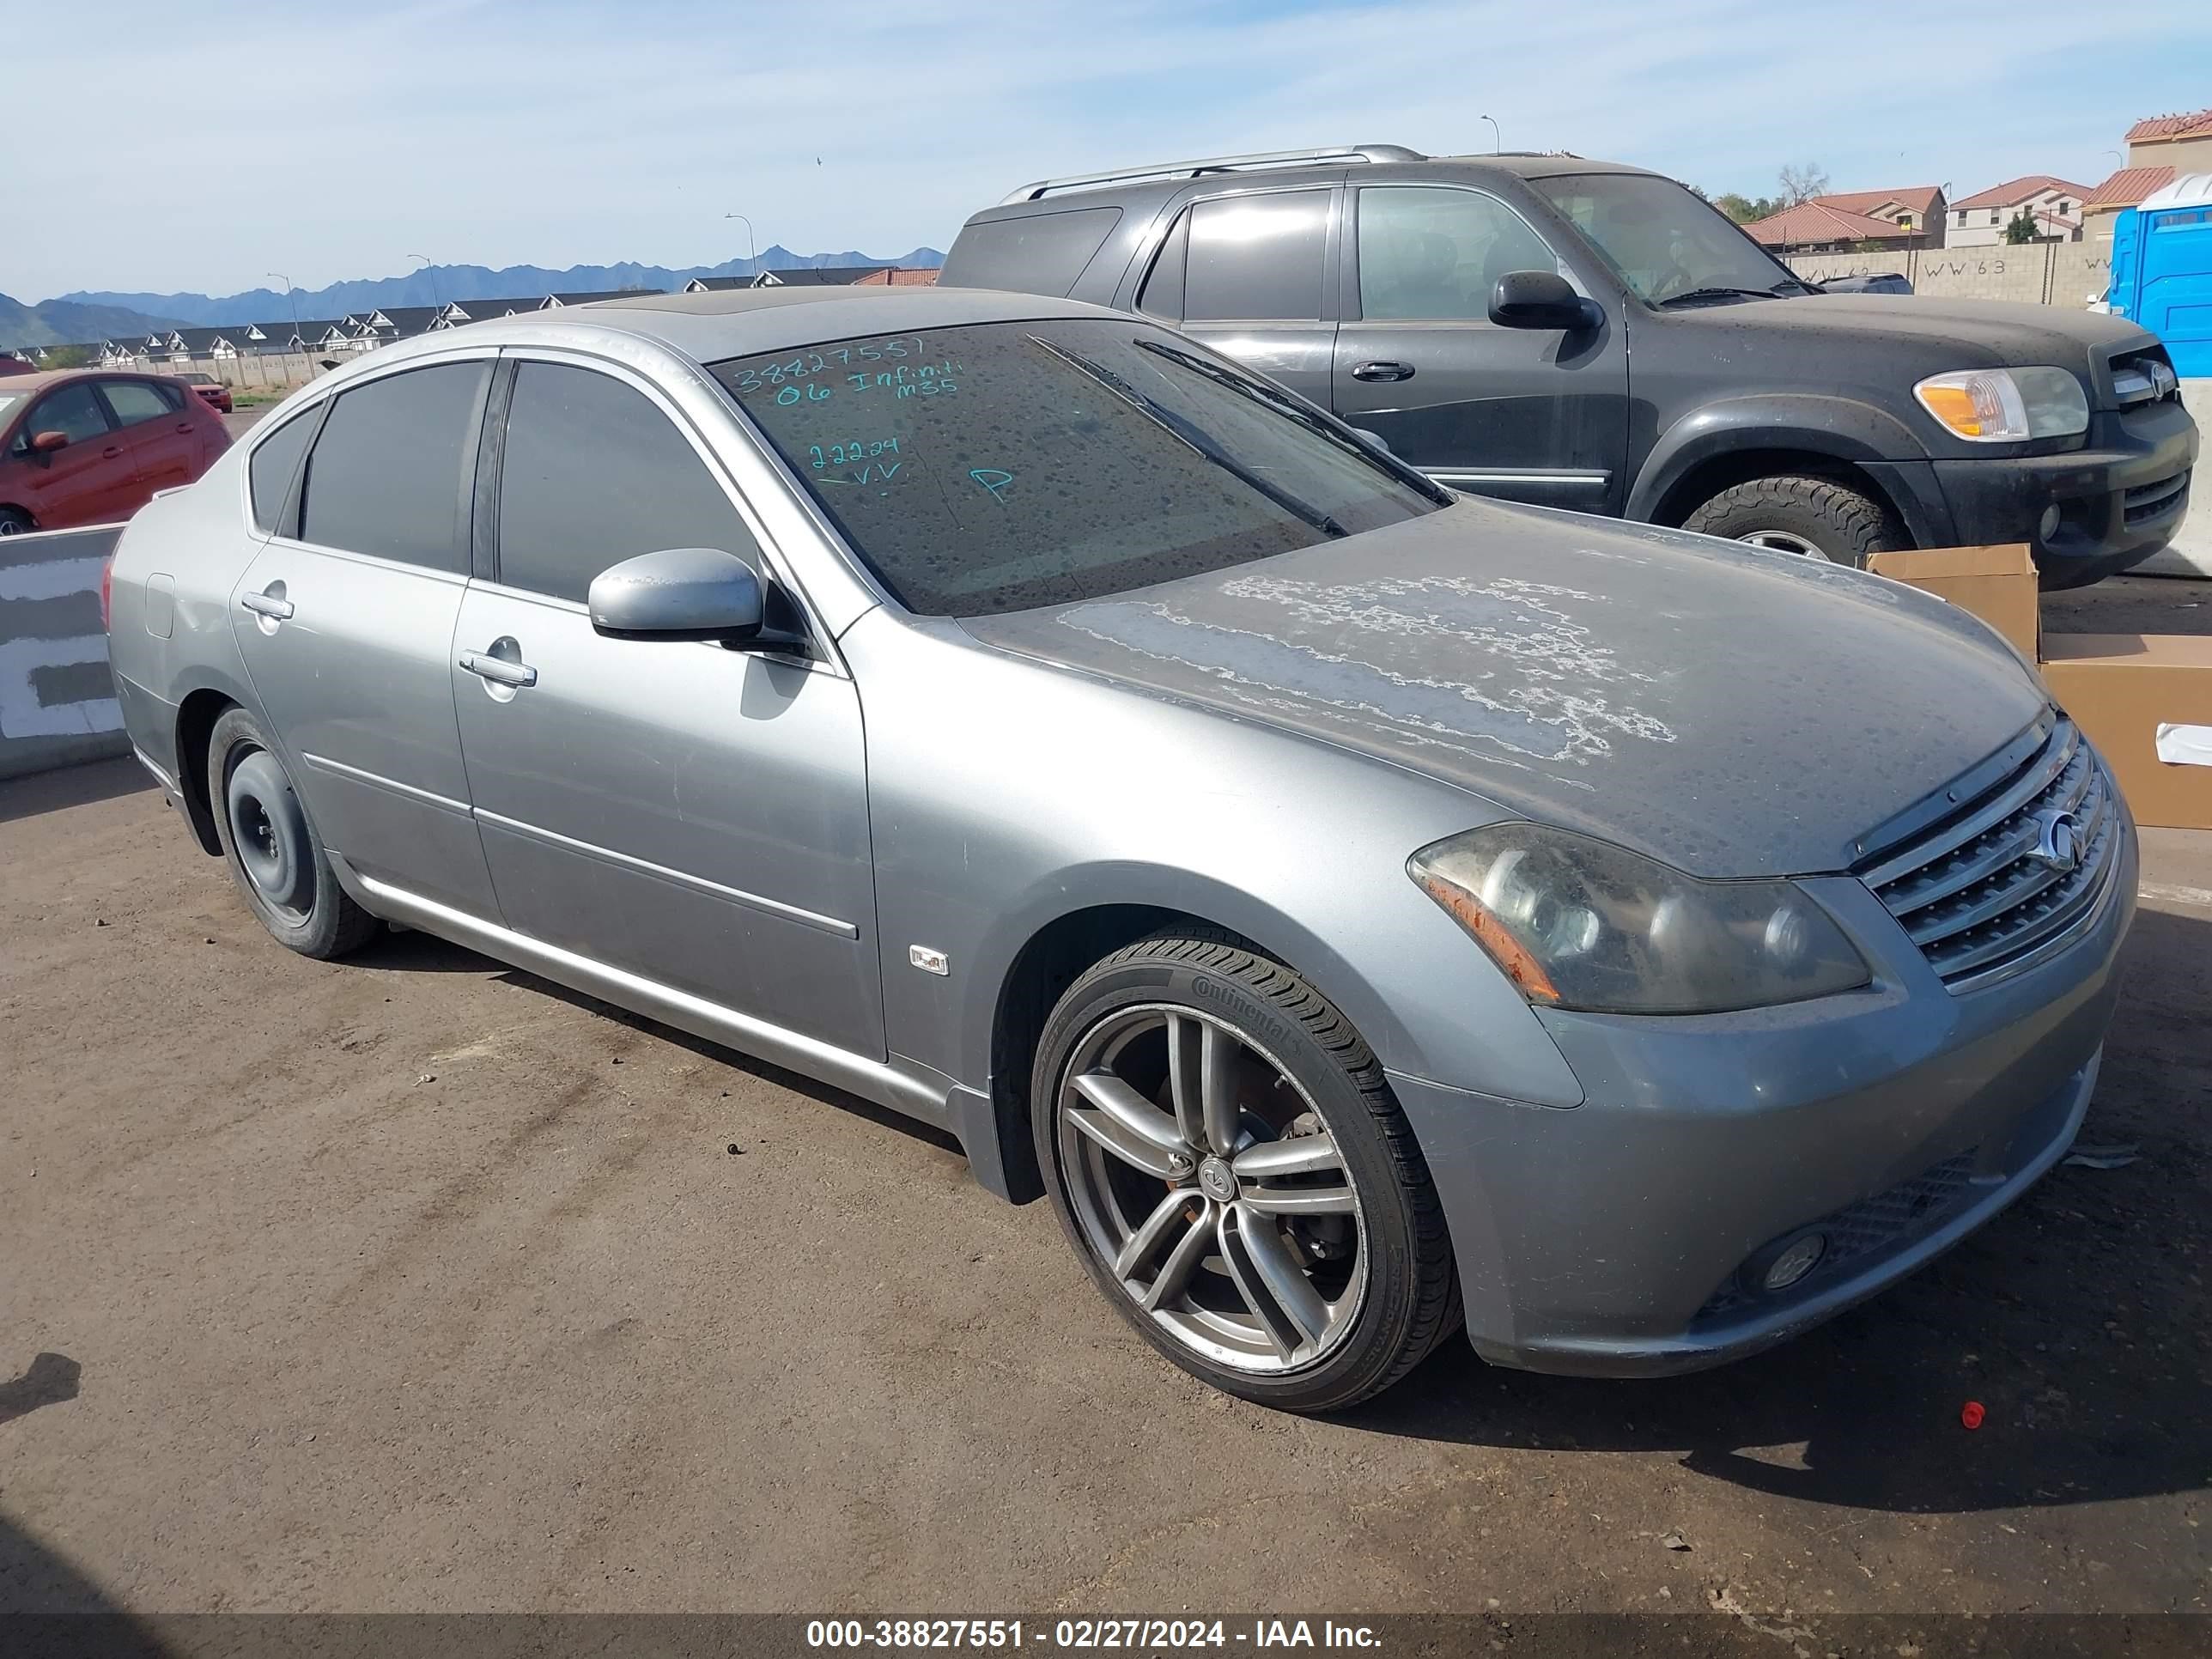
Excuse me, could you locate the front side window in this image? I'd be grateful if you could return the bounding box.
[1356,186,1559,320]
[496,361,761,604]
[101,380,173,427]
[299,362,488,572]
[1533,172,1804,306]
[712,319,1444,617]
[21,384,112,448]
[1181,190,1330,322]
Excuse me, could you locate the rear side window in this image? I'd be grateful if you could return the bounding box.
[1182,191,1330,322]
[495,361,761,604]
[299,362,489,572]
[945,206,1122,295]
[102,381,174,427]
[248,409,319,534]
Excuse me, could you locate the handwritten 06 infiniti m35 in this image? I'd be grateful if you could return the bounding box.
[105,287,2135,1409]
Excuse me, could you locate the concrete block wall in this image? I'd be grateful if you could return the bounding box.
[1783,244,2112,307]
[0,525,132,781]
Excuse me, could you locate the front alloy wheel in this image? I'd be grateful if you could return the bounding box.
[1033,929,1461,1411]
[1057,1005,1366,1372]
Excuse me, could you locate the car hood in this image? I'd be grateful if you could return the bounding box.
[1675,293,2158,387]
[959,500,2049,878]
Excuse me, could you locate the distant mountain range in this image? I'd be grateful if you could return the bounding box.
[50,246,946,331]
[1,293,186,350]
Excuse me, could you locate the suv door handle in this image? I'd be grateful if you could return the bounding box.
[1352,361,1416,382]
[459,649,538,689]
[240,590,294,621]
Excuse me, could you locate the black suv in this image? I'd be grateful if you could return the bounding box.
[943,144,2196,586]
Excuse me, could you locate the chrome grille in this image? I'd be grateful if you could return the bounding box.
[1860,719,2121,992]
[2110,346,2180,407]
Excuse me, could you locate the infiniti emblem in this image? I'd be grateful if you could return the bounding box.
[2030,808,2082,874]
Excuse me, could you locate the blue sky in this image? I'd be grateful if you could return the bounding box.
[7,0,2211,301]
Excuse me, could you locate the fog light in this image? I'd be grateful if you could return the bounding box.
[2038,504,2062,541]
[1762,1233,1826,1291]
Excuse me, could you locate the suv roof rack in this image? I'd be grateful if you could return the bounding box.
[999,144,1427,204]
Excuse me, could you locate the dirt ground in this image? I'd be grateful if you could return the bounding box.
[3,568,2209,1635]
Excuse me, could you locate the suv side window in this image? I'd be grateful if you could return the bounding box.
[1149,190,1330,323]
[100,380,175,427]
[1356,186,1558,320]
[495,361,762,605]
[18,383,112,450]
[298,362,489,572]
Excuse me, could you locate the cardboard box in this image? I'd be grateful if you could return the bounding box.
[1864,544,2040,662]
[2040,633,2212,830]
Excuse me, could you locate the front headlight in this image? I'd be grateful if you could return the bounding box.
[1913,366,2088,442]
[1407,823,1871,1014]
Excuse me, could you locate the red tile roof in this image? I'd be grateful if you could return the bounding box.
[2125,108,2212,143]
[2085,164,2178,210]
[1951,174,2094,211]
[1813,185,1944,219]
[1740,200,1917,246]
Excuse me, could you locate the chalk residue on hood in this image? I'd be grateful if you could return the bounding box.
[1059,571,1676,781]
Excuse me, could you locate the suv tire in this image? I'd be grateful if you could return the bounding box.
[1682,474,1905,567]
[1032,927,1461,1411]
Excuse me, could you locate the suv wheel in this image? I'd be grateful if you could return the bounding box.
[207,707,379,959]
[1032,928,1460,1411]
[1682,474,1905,567]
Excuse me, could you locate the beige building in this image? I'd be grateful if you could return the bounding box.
[1946,175,2089,245]
[2082,108,2212,242]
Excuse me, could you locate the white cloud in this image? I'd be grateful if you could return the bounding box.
[4,0,2208,299]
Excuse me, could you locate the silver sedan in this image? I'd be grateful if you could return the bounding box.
[106,288,2134,1409]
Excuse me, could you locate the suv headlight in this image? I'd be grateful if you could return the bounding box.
[1407,823,1871,1014]
[1913,366,2088,442]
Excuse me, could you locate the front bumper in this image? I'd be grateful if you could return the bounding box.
[1388,825,2136,1378]
[1923,398,2196,589]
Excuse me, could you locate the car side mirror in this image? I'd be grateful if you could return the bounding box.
[1489,270,1600,331]
[31,429,69,453]
[588,546,792,649]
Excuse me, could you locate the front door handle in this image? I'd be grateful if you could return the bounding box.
[240,590,294,621]
[1352,361,1416,383]
[102,445,125,459]
[459,649,538,689]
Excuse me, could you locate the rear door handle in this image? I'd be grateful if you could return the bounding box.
[459,649,538,689]
[240,590,293,620]
[101,445,125,459]
[175,422,195,434]
[1352,361,1416,382]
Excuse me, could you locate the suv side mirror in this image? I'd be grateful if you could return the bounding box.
[1489,270,1600,331]
[31,429,69,453]
[590,547,769,644]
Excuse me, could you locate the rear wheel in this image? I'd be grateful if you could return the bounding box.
[1682,474,1905,568]
[206,707,377,959]
[0,507,33,536]
[1032,928,1460,1411]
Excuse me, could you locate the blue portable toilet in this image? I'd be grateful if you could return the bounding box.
[2107,173,2212,377]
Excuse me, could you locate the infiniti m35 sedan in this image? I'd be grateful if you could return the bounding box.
[106,287,2134,1410]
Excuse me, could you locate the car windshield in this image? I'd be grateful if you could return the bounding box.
[712,318,1447,617]
[1533,172,1809,307]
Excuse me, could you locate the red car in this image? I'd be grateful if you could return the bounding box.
[0,369,232,535]
[173,370,235,414]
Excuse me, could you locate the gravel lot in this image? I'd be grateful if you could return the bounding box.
[3,516,2208,1631]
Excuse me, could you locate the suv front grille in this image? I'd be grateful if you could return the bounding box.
[2110,345,2181,408]
[2124,470,2190,526]
[1859,719,2121,992]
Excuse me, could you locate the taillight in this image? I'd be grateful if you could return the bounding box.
[100,558,113,630]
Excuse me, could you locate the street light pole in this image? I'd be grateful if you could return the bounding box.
[408,253,441,310]
[725,212,758,270]
[1480,114,1500,154]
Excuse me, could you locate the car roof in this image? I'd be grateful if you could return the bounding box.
[0,368,150,396]
[340,285,1122,374]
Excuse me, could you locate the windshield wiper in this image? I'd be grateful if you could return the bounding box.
[1654,285,1789,308]
[1130,337,1449,501]
[1027,335,1349,538]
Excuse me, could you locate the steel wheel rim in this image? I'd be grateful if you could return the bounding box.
[1739,528,1830,559]
[225,748,313,923]
[1055,1003,1368,1374]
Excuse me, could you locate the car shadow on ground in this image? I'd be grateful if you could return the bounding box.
[0,758,151,828]
[1347,901,2210,1517]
